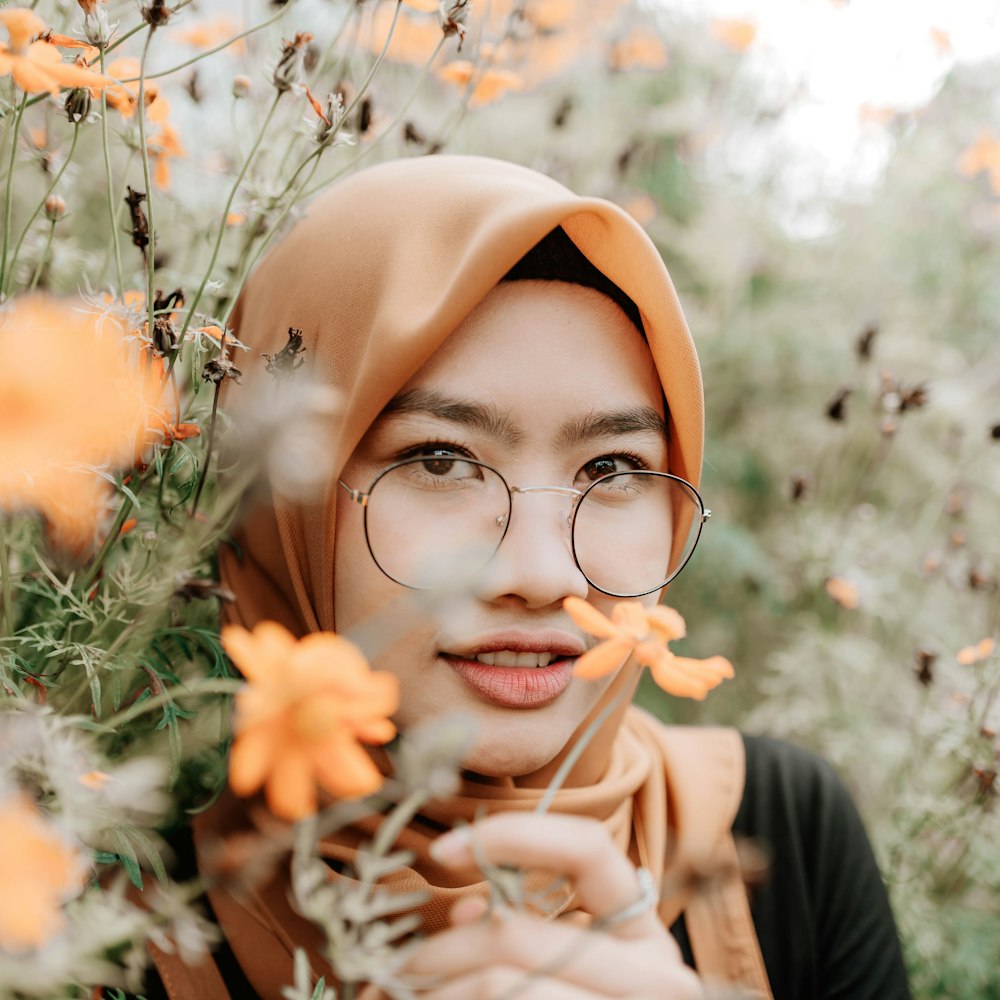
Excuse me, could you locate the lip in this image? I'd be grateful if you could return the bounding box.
[442,655,575,709]
[444,630,586,659]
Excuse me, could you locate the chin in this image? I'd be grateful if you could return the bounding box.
[459,720,571,779]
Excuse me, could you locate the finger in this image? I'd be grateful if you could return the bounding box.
[430,813,666,941]
[404,910,655,994]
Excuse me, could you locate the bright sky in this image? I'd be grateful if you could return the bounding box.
[658,0,1000,228]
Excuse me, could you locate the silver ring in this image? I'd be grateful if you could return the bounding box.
[597,866,659,929]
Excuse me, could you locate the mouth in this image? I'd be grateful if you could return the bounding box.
[439,651,577,709]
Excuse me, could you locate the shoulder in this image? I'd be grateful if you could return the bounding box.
[733,733,911,1000]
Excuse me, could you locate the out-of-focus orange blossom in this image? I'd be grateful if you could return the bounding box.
[0,793,85,953]
[437,60,525,106]
[610,28,668,71]
[171,15,247,55]
[710,18,758,52]
[0,8,113,94]
[957,638,995,666]
[0,296,163,559]
[825,577,860,609]
[958,131,1000,194]
[223,621,400,821]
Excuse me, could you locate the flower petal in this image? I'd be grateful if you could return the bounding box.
[646,604,686,641]
[265,745,316,821]
[573,637,634,679]
[562,596,620,638]
[228,725,279,796]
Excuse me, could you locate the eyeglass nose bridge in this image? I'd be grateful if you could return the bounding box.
[495,484,584,529]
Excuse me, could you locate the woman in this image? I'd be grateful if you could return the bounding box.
[162,156,910,999]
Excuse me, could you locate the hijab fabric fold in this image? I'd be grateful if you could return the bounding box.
[193,155,749,998]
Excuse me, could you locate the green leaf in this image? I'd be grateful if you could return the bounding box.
[113,829,144,890]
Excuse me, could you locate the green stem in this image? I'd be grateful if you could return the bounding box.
[125,5,291,82]
[5,124,80,297]
[174,91,283,346]
[223,0,403,283]
[27,220,56,291]
[0,93,29,299]
[299,34,448,202]
[535,686,630,816]
[190,357,224,516]
[137,29,157,343]
[102,677,243,730]
[0,513,13,639]
[77,494,135,597]
[99,49,125,293]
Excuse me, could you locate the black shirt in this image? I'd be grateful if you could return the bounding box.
[672,735,911,999]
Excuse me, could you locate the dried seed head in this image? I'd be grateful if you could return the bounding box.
[825,386,851,422]
[914,649,936,686]
[44,195,66,222]
[968,566,998,591]
[64,87,92,123]
[273,32,314,93]
[63,87,91,125]
[789,469,811,502]
[855,323,878,361]
[439,0,472,50]
[232,74,252,98]
[262,327,307,379]
[203,355,243,385]
[81,5,115,48]
[140,530,159,551]
[140,0,174,28]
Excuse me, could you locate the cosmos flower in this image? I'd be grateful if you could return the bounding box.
[223,621,400,821]
[564,596,734,700]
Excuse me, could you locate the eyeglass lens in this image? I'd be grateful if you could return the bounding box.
[363,457,703,597]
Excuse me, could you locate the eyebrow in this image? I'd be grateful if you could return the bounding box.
[382,389,669,449]
[381,389,525,447]
[554,406,670,450]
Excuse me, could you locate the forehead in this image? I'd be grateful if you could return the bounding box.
[400,281,663,413]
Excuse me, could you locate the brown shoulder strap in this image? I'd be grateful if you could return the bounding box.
[148,939,232,1000]
[656,726,773,999]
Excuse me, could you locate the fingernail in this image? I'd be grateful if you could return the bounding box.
[430,830,472,865]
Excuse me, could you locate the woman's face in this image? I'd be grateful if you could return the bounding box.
[334,281,668,777]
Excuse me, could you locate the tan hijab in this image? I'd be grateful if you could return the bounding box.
[193,156,752,997]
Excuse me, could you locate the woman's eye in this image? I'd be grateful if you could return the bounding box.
[397,445,481,482]
[580,454,644,481]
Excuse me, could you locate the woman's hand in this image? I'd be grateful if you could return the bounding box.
[394,813,703,999]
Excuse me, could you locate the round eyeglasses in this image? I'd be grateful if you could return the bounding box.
[338,456,710,598]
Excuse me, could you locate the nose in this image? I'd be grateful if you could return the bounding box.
[473,490,590,609]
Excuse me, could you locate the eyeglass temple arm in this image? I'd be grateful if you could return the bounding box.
[338,480,369,506]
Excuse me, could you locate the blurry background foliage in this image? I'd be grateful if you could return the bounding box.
[1,0,998,996]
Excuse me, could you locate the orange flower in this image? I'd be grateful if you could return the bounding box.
[610,28,668,71]
[0,793,85,952]
[0,295,161,558]
[171,15,247,55]
[958,131,1000,195]
[402,0,439,11]
[710,18,758,52]
[223,622,400,821]
[563,597,734,700]
[825,576,860,609]
[930,27,952,55]
[362,5,444,66]
[957,637,995,666]
[437,60,524,106]
[0,8,113,94]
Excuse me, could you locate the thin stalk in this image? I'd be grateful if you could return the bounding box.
[190,353,225,516]
[0,93,29,297]
[224,0,403,275]
[299,35,447,202]
[128,4,290,82]
[0,513,13,639]
[27,219,56,291]
[6,123,80,296]
[137,29,158,349]
[534,686,630,816]
[77,494,137,596]
[102,677,244,730]
[99,49,125,293]
[371,790,428,857]
[174,91,283,346]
